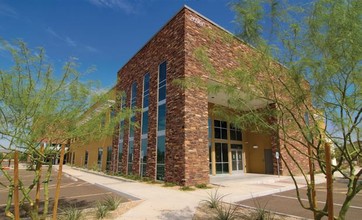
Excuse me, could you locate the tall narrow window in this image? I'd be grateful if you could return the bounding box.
[106,146,112,171]
[140,73,150,177]
[97,148,103,170]
[118,94,126,173]
[215,143,228,174]
[84,150,89,168]
[157,61,167,180]
[208,119,212,174]
[128,82,137,174]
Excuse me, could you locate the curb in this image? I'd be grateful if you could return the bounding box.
[70,167,136,183]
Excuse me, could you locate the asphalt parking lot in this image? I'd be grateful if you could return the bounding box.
[238,179,362,219]
[0,167,129,218]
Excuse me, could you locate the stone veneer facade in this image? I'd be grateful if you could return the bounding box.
[110,6,309,186]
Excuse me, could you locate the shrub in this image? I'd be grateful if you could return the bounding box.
[59,205,83,220]
[163,182,177,187]
[95,202,109,219]
[179,186,195,191]
[203,188,226,209]
[215,203,239,220]
[248,199,275,220]
[195,183,211,189]
[102,195,123,211]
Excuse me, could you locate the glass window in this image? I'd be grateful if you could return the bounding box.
[209,142,212,174]
[118,141,123,163]
[215,144,222,162]
[231,144,243,150]
[119,94,127,165]
[208,118,212,139]
[84,151,88,167]
[141,139,148,163]
[215,143,228,174]
[214,120,228,140]
[128,140,134,174]
[157,136,165,164]
[97,148,103,167]
[156,134,165,181]
[128,141,134,163]
[156,164,165,181]
[107,147,112,162]
[131,82,137,108]
[230,124,242,141]
[158,86,166,101]
[106,146,112,171]
[158,61,167,102]
[157,61,167,181]
[157,104,166,131]
[159,62,167,83]
[129,116,135,137]
[142,111,149,135]
[143,73,150,108]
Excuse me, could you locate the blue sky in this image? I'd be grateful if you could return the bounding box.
[0,0,236,89]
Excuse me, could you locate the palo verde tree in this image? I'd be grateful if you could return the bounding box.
[189,0,361,219]
[0,40,128,219]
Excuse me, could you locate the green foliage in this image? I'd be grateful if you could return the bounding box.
[90,163,100,172]
[0,39,130,219]
[101,195,123,211]
[230,0,264,46]
[215,203,240,220]
[202,188,226,209]
[245,199,275,220]
[163,182,177,187]
[189,1,362,219]
[195,183,211,189]
[95,202,109,219]
[179,186,195,191]
[140,177,154,183]
[59,205,83,220]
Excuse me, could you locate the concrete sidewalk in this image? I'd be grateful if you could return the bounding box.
[59,166,326,220]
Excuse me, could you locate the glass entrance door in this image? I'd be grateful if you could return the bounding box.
[231,145,243,172]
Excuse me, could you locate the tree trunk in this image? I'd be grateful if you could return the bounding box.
[52,144,65,220]
[42,161,53,219]
[14,151,19,220]
[35,145,44,213]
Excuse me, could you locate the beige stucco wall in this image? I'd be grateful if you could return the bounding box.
[244,131,272,174]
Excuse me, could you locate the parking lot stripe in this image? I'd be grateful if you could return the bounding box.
[62,192,113,199]
[272,194,362,210]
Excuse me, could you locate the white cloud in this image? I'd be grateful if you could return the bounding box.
[46,27,62,39]
[0,3,18,18]
[87,0,136,14]
[46,27,77,47]
[85,45,98,53]
[65,36,76,47]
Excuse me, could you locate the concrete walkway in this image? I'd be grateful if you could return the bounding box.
[60,166,326,220]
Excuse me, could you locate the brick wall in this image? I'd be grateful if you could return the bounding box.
[114,8,187,184]
[112,6,310,185]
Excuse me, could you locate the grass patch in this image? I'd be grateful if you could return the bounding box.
[102,195,123,211]
[195,183,212,189]
[202,188,226,208]
[95,202,109,219]
[245,198,275,220]
[163,182,177,187]
[179,186,195,191]
[215,203,240,220]
[59,205,83,220]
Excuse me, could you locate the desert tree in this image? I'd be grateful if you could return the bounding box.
[0,40,129,219]
[187,0,361,219]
